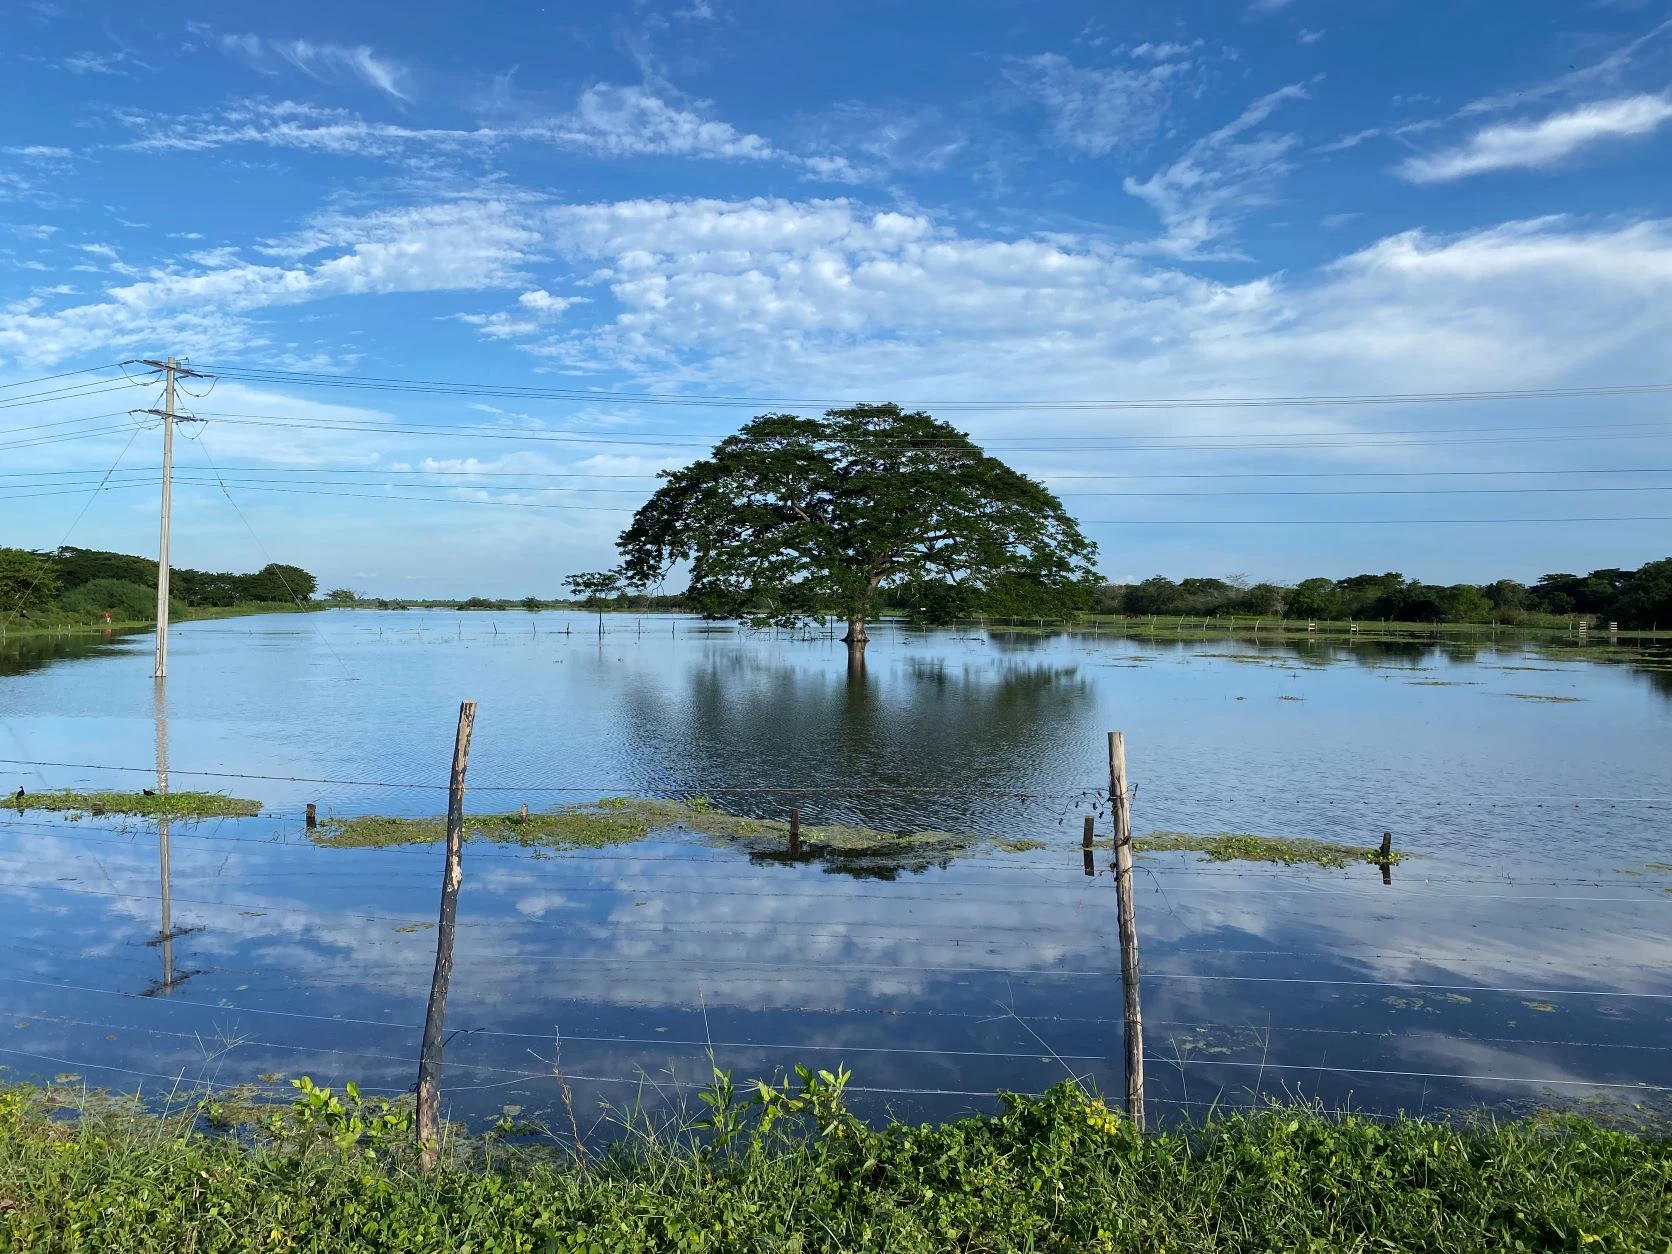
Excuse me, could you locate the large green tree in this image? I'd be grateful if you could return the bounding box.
[614,404,1098,659]
[0,548,59,615]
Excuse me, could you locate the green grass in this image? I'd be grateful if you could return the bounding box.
[0,601,317,639]
[313,797,1040,871]
[1137,831,1404,869]
[7,790,261,818]
[2,1078,1669,1252]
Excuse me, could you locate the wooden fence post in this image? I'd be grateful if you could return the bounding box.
[789,807,802,858]
[1109,731,1145,1132]
[305,803,316,831]
[416,700,477,1171]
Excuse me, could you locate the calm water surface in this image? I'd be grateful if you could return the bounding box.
[1,610,1669,1131]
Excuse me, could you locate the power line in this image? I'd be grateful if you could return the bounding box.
[152,474,1672,498]
[14,463,1672,483]
[0,364,120,392]
[0,379,144,411]
[0,423,147,625]
[178,410,1672,443]
[184,430,358,682]
[0,409,149,436]
[185,410,1672,453]
[134,481,1672,524]
[188,362,1672,411]
[0,480,159,503]
[0,423,154,455]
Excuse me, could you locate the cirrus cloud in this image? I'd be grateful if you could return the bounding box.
[1399,94,1672,183]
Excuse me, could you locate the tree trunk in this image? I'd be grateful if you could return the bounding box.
[842,614,869,659]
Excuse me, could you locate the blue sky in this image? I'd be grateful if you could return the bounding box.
[4,0,1671,596]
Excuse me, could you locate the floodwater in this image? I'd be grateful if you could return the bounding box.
[1,610,1669,1135]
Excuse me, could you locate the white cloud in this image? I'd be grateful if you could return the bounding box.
[1124,84,1310,258]
[1005,52,1195,156]
[3,145,73,159]
[217,33,415,102]
[118,85,856,179]
[0,200,539,364]
[121,100,496,159]
[1398,94,1672,182]
[62,49,145,76]
[1298,28,1324,44]
[1248,0,1295,12]
[520,199,1672,420]
[530,83,776,160]
[1454,18,1671,122]
[6,195,1671,474]
[518,288,583,315]
[453,311,543,339]
[1128,41,1202,61]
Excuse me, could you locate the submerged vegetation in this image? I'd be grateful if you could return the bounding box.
[3,1075,1670,1252]
[1137,831,1404,869]
[313,797,1043,875]
[7,789,261,818]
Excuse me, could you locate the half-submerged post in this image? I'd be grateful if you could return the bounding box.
[417,700,477,1171]
[1082,814,1095,877]
[1108,731,1145,1132]
[788,807,802,858]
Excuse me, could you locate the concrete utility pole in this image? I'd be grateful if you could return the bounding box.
[135,358,207,679]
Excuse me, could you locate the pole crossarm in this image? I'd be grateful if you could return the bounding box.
[132,409,204,422]
[129,358,212,381]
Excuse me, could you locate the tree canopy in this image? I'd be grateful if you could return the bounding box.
[0,548,59,615]
[613,404,1098,652]
[0,546,318,624]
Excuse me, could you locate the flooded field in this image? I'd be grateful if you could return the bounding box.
[1,610,1669,1133]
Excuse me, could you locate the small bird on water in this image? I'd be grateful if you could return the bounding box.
[142,788,155,797]
[12,787,22,800]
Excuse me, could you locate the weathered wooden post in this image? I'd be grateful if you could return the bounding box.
[519,802,529,819]
[1109,731,1145,1132]
[1082,814,1094,850]
[416,700,476,1171]
[305,803,316,831]
[789,807,802,858]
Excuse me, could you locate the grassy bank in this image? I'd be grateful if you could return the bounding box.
[1,1079,1668,1252]
[0,601,317,640]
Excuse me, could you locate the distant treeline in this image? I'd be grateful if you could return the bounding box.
[0,545,318,623]
[1094,560,1672,628]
